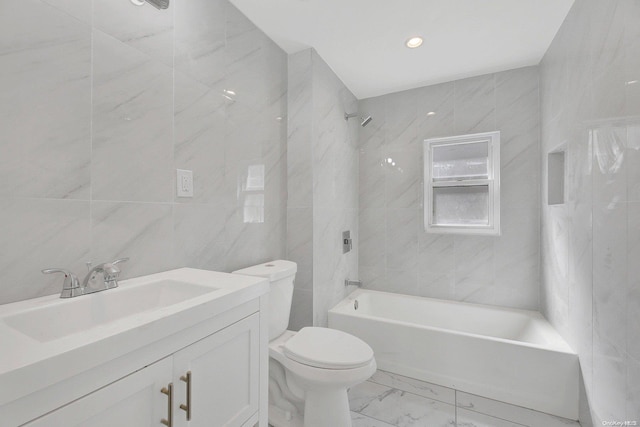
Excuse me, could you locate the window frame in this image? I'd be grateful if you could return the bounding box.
[423,131,501,236]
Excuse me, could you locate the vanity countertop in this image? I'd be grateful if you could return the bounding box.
[0,268,269,408]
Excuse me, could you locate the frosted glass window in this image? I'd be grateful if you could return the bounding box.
[433,186,489,225]
[424,131,500,235]
[432,141,489,180]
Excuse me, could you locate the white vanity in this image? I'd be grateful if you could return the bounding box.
[0,268,270,427]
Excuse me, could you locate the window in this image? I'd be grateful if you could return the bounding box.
[423,131,500,235]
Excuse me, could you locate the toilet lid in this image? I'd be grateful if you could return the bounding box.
[283,327,374,369]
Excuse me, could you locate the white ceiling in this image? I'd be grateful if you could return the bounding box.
[229,0,574,99]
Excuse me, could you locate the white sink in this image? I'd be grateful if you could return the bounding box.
[4,279,216,342]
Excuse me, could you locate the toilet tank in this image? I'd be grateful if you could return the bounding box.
[232,260,297,341]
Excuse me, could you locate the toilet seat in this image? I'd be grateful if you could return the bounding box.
[283,327,374,369]
[269,329,376,388]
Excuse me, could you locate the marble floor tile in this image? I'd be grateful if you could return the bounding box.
[349,381,456,427]
[457,408,526,427]
[351,411,396,427]
[369,370,456,405]
[456,392,580,427]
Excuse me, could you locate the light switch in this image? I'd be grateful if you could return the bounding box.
[177,169,193,197]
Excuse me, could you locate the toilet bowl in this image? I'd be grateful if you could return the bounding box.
[269,328,376,427]
[233,261,376,427]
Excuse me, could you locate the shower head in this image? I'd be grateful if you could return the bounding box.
[130,0,169,9]
[345,112,373,127]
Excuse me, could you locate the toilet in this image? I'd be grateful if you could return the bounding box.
[233,260,376,427]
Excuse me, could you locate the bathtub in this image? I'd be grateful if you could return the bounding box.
[328,289,578,420]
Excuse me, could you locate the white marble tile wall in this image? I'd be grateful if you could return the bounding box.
[286,50,314,330]
[540,0,640,424]
[286,49,359,329]
[348,370,581,427]
[311,50,359,328]
[0,0,287,304]
[358,66,541,310]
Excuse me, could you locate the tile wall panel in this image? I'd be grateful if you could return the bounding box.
[0,0,287,304]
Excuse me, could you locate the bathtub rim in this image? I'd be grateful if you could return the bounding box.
[328,288,576,355]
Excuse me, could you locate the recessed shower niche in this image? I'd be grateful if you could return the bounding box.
[547,149,565,206]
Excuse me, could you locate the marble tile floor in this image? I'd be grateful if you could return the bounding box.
[348,370,582,427]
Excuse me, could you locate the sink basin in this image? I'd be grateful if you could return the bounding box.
[4,279,216,342]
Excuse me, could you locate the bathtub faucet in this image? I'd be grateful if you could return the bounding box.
[345,279,362,287]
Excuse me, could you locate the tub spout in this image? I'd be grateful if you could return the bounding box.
[345,279,362,287]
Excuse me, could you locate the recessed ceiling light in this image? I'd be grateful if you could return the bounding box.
[427,111,436,116]
[405,36,423,49]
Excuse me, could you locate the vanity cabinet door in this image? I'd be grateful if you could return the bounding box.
[24,357,173,427]
[172,313,260,427]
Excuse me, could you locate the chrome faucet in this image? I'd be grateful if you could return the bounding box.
[42,258,129,298]
[83,258,129,290]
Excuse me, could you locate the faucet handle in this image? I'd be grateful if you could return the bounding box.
[103,258,129,288]
[42,268,82,298]
[42,268,76,277]
[106,258,129,276]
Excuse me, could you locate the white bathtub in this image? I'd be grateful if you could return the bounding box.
[328,289,579,420]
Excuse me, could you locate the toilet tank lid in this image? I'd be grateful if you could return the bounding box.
[232,260,297,281]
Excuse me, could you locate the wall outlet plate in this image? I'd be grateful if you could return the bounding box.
[177,169,193,197]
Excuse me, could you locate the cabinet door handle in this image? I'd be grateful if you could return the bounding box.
[161,383,173,427]
[179,371,192,420]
